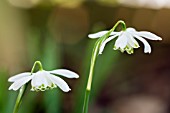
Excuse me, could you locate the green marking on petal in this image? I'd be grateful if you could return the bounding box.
[135,44,138,47]
[120,48,125,53]
[41,87,45,90]
[134,43,140,48]
[31,83,58,92]
[36,89,40,92]
[126,48,134,54]
[51,83,54,87]
[113,46,118,50]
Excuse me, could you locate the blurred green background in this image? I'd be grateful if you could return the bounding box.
[0,0,170,113]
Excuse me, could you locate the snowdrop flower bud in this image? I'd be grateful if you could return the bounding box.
[88,27,162,54]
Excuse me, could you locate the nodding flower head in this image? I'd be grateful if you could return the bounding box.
[88,27,162,54]
[8,69,79,92]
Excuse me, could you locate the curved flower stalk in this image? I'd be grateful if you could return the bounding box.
[9,61,79,113]
[89,28,162,54]
[82,20,162,113]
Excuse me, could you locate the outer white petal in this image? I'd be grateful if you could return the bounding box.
[134,35,151,53]
[49,69,79,78]
[9,76,32,91]
[115,32,128,49]
[126,27,136,32]
[8,72,31,82]
[110,31,120,35]
[136,31,162,40]
[99,34,120,54]
[49,75,71,92]
[88,31,108,38]
[31,71,51,88]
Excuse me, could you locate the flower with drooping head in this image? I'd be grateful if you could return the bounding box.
[88,27,162,54]
[8,68,79,92]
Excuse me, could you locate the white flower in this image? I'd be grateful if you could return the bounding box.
[8,69,79,92]
[88,28,162,54]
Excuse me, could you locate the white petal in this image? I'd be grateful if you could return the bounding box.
[134,35,151,53]
[110,31,120,35]
[137,31,162,40]
[49,75,71,92]
[49,69,79,78]
[127,33,140,48]
[8,72,31,82]
[115,32,128,49]
[99,34,119,54]
[9,76,32,91]
[88,31,108,38]
[31,71,51,87]
[126,27,136,32]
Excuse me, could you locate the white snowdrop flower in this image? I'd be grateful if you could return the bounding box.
[8,69,79,92]
[88,28,162,54]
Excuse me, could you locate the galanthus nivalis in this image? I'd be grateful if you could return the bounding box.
[8,69,79,92]
[88,27,162,54]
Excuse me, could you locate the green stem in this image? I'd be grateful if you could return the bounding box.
[111,20,126,32]
[31,61,43,72]
[82,90,90,113]
[12,61,43,113]
[13,85,27,113]
[82,20,126,113]
[82,39,100,113]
